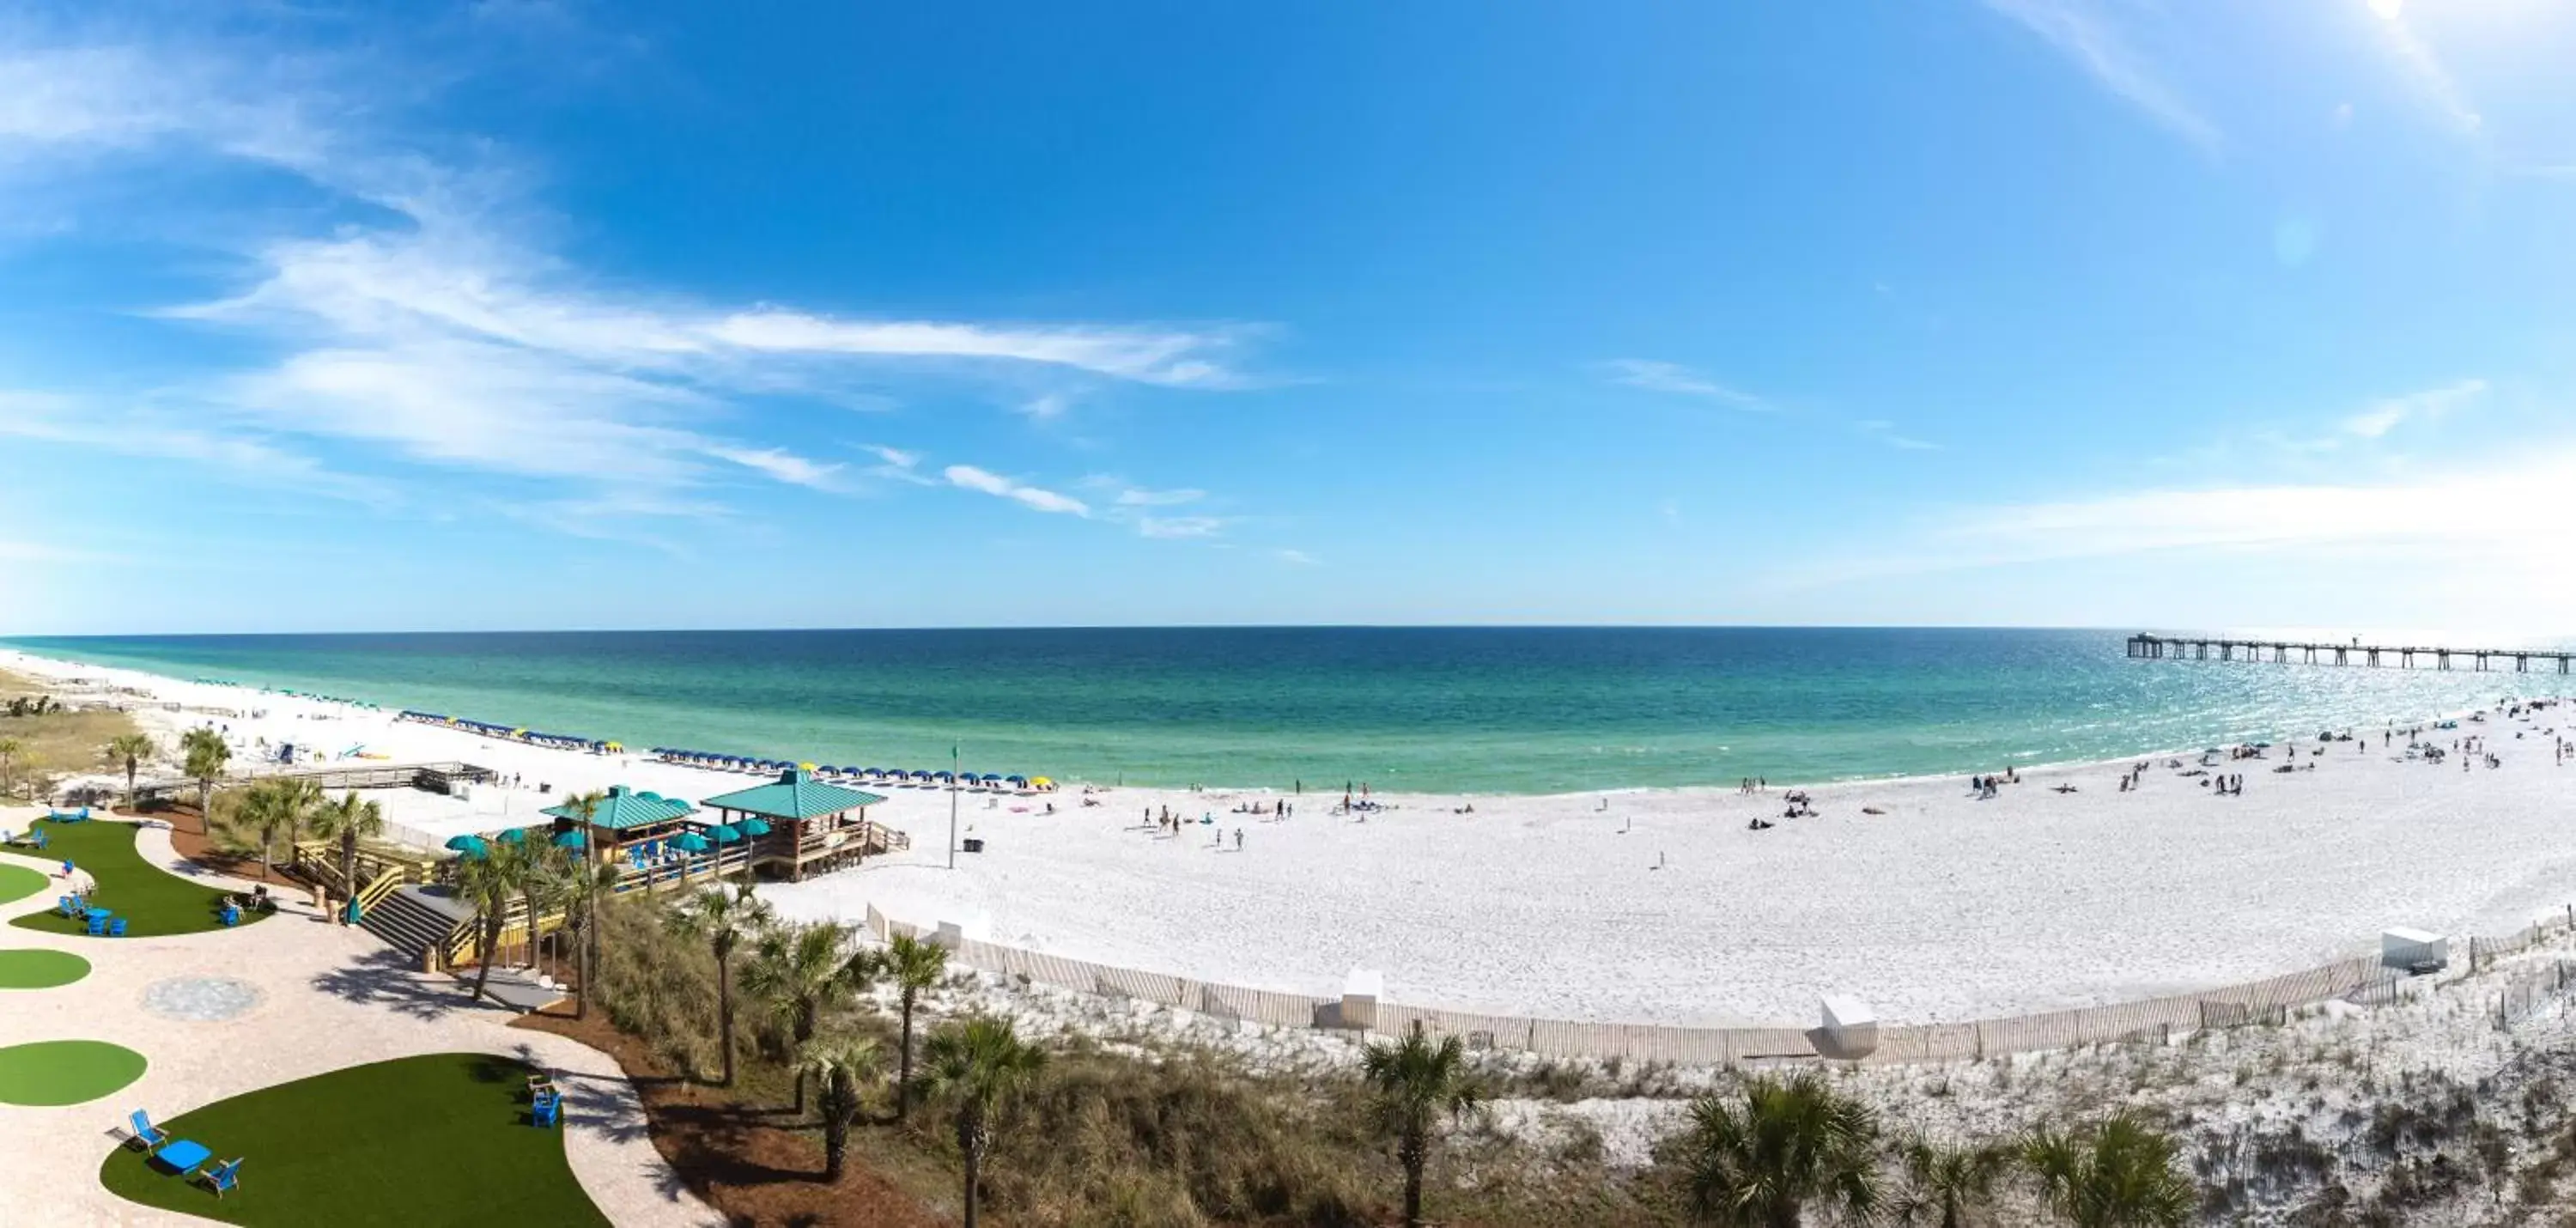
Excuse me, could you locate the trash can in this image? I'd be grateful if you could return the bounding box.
[962,837,985,854]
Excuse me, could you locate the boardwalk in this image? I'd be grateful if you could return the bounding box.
[2128,634,2576,673]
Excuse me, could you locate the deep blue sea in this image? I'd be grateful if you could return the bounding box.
[5,628,2565,793]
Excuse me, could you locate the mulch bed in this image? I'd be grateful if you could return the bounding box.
[513,1008,954,1228]
[149,805,307,888]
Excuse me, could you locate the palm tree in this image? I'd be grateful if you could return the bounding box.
[796,1033,883,1182]
[1892,1138,2009,1227]
[458,837,537,1006]
[882,931,948,1123]
[0,737,23,799]
[179,728,229,832]
[556,854,620,1021]
[1359,1020,1486,1228]
[742,920,860,1116]
[666,885,772,1087]
[307,790,384,924]
[102,733,156,808]
[230,777,324,872]
[2020,1113,2196,1228]
[922,1015,1047,1228]
[1678,1070,1880,1227]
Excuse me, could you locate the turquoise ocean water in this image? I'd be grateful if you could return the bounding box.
[4,629,2566,793]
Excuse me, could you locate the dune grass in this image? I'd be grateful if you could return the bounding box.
[7,818,265,937]
[100,1053,610,1228]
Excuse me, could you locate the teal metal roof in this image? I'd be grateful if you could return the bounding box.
[700,769,884,820]
[541,784,698,830]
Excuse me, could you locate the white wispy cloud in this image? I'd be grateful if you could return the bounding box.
[943,465,1091,517]
[2360,2,2482,140]
[2342,378,2485,440]
[704,445,846,490]
[1600,360,1777,411]
[1135,515,1225,539]
[1274,548,1319,566]
[1115,486,1206,507]
[0,27,1258,533]
[1856,419,1941,452]
[1976,0,2223,154]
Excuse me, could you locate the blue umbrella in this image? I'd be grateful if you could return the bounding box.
[733,818,772,837]
[494,828,528,844]
[671,831,711,853]
[707,824,743,844]
[553,830,587,849]
[444,834,488,858]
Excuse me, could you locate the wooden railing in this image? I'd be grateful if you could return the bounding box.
[446,898,571,967]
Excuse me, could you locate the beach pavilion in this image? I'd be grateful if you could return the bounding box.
[538,786,720,885]
[698,767,902,880]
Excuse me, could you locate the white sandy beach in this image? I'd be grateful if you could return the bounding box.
[14,648,2576,1030]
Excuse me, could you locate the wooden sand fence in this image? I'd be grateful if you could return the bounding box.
[861,902,2576,1067]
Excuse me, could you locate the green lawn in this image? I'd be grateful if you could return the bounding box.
[0,1039,148,1105]
[0,862,44,906]
[6,818,266,937]
[101,1053,610,1228]
[0,949,89,988]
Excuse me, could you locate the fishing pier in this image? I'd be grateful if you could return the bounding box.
[2128,634,2576,674]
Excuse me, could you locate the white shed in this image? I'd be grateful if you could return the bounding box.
[1819,994,1879,1055]
[1342,968,1384,1031]
[2382,927,2448,971]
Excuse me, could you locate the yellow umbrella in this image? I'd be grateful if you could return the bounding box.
[799,762,817,771]
[1030,776,1053,789]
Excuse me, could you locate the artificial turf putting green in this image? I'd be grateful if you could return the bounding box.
[0,862,46,906]
[6,818,266,938]
[100,1052,611,1228]
[0,1040,148,1105]
[0,948,89,988]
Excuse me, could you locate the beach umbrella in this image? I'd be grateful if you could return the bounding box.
[553,830,587,850]
[1006,775,1029,785]
[733,818,772,837]
[981,773,1004,783]
[1031,776,1054,789]
[495,828,528,844]
[671,831,711,853]
[707,824,743,843]
[799,762,817,772]
[443,834,488,858]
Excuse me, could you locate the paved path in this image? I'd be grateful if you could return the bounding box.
[0,808,722,1226]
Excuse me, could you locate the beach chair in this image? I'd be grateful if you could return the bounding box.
[56,897,76,918]
[30,830,46,850]
[200,1158,242,1198]
[127,1109,167,1153]
[531,1089,562,1128]
[85,913,107,937]
[219,905,240,928]
[109,918,128,938]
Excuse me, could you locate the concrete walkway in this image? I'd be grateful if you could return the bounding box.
[0,809,722,1226]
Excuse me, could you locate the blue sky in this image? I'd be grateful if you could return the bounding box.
[6,0,2576,635]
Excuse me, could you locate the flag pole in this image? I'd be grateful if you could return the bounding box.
[947,741,959,870]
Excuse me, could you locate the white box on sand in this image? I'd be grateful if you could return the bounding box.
[2382,927,2447,970]
[1343,968,1383,1031]
[1820,994,1878,1053]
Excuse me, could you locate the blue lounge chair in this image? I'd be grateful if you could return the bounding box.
[29,830,46,850]
[531,1090,561,1128]
[201,1158,242,1198]
[109,917,128,938]
[57,897,76,917]
[85,914,107,937]
[218,906,241,927]
[127,1109,167,1153]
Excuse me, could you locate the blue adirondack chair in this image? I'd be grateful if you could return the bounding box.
[109,917,128,938]
[85,913,108,937]
[56,897,76,917]
[28,829,46,850]
[127,1109,167,1153]
[531,1090,561,1128]
[201,1158,243,1198]
[219,905,240,927]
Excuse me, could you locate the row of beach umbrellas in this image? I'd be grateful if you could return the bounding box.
[398,709,623,755]
[647,749,1052,790]
[443,814,777,860]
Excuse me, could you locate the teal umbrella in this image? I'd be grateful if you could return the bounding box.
[733,818,772,837]
[707,824,743,844]
[495,828,528,844]
[443,835,487,859]
[553,830,587,849]
[671,831,711,854]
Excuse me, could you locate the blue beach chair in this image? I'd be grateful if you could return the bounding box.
[85,913,107,937]
[200,1158,242,1198]
[531,1089,561,1128]
[127,1109,167,1153]
[218,904,241,927]
[56,897,76,918]
[109,917,128,938]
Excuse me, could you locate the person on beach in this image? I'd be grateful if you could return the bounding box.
[1234,827,1244,852]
